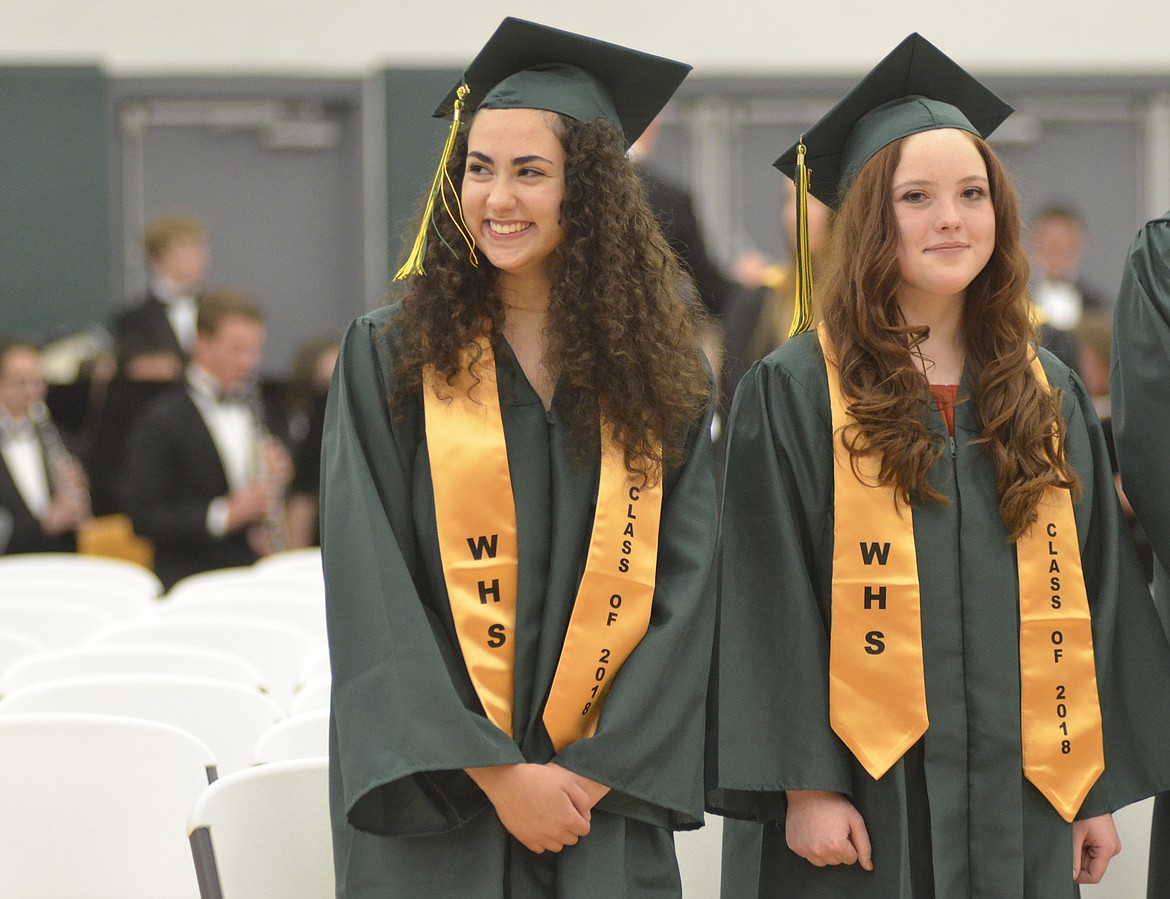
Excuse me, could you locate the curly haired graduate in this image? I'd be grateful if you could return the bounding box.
[709,33,1170,898]
[321,18,716,898]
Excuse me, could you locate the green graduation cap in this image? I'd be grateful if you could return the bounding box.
[774,33,1013,336]
[394,18,691,280]
[774,33,1013,209]
[435,17,691,148]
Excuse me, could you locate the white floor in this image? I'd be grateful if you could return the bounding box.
[680,801,1153,898]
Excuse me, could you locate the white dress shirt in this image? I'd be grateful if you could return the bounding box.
[0,410,51,519]
[186,364,259,536]
[152,276,199,353]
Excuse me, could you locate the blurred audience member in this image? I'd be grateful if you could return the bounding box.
[282,337,339,455]
[722,179,832,404]
[1076,312,1153,583]
[113,213,209,363]
[86,335,184,516]
[122,290,291,588]
[283,336,338,548]
[39,329,117,444]
[0,340,90,554]
[1029,205,1106,373]
[630,115,734,318]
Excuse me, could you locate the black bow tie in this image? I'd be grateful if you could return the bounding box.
[216,390,249,406]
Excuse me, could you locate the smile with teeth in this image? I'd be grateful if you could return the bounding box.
[489,221,532,235]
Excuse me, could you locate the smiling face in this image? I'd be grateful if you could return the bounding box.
[461,107,567,290]
[891,128,996,310]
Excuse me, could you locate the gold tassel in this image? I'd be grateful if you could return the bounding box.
[788,140,815,338]
[393,84,479,281]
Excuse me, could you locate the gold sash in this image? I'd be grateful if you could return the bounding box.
[542,422,662,751]
[820,325,1104,820]
[423,341,519,736]
[423,336,662,750]
[820,324,929,780]
[1018,356,1104,822]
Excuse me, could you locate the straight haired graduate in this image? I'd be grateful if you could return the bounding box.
[709,34,1170,897]
[320,18,717,898]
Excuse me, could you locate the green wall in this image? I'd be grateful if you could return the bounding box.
[383,67,461,275]
[0,66,110,341]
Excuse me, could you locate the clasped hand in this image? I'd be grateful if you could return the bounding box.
[466,762,610,854]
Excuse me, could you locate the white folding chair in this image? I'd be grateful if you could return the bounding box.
[297,642,331,685]
[167,568,324,604]
[0,644,267,696]
[154,595,327,643]
[252,546,324,582]
[290,672,331,715]
[189,757,332,899]
[0,583,155,620]
[0,552,162,599]
[0,628,46,680]
[0,598,115,648]
[0,712,215,899]
[85,614,319,710]
[252,709,330,763]
[0,673,283,774]
[164,566,254,600]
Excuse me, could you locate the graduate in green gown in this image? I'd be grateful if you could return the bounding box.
[1111,209,1170,898]
[320,18,717,898]
[709,34,1170,897]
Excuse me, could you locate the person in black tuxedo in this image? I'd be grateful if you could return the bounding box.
[1028,205,1108,375]
[0,340,90,554]
[112,213,209,364]
[85,335,184,517]
[122,290,291,589]
[629,118,732,318]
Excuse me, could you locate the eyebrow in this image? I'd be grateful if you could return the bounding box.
[893,174,990,190]
[467,151,555,166]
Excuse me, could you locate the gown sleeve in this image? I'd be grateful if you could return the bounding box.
[1112,213,1170,632]
[707,347,853,823]
[552,380,720,830]
[321,312,524,838]
[1056,360,1170,817]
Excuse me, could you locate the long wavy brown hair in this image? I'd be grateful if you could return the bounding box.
[822,131,1080,540]
[388,112,710,481]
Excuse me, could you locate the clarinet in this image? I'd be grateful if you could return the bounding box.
[244,384,287,554]
[29,400,91,520]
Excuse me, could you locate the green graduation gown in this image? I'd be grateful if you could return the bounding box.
[320,306,718,898]
[1111,210,1170,899]
[709,332,1170,897]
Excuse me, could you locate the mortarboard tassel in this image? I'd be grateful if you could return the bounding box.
[788,140,815,338]
[393,84,479,281]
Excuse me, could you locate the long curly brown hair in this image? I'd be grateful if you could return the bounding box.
[822,132,1080,540]
[388,112,710,481]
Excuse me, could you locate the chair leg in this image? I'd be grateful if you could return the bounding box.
[189,827,225,899]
